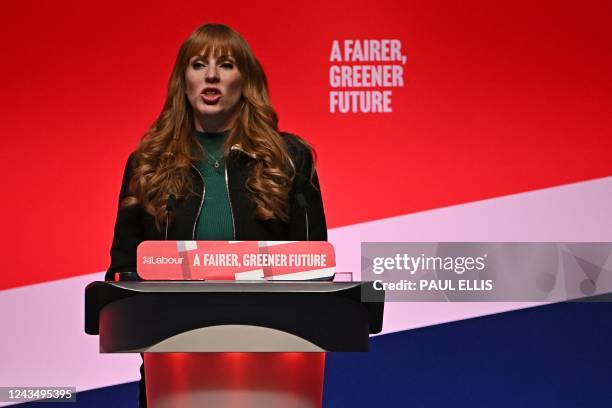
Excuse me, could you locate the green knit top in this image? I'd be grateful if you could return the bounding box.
[194,130,234,240]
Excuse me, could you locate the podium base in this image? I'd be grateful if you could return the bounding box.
[144,352,325,408]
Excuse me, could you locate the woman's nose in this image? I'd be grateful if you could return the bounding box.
[205,66,220,82]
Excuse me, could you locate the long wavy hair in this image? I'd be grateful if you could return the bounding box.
[123,23,303,230]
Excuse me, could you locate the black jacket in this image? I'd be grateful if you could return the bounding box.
[106,133,327,280]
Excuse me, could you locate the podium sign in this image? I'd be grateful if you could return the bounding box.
[137,241,335,280]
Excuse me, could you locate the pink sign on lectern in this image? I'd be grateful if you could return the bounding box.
[137,241,336,281]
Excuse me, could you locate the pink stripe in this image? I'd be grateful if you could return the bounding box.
[329,176,612,334]
[0,273,141,406]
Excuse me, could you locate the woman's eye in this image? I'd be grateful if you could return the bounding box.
[192,62,206,69]
[220,62,234,69]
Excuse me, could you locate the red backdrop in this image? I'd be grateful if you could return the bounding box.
[2,0,612,289]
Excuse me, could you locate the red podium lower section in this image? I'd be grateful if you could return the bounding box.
[144,352,326,408]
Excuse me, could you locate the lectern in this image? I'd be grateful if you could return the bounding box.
[85,281,384,407]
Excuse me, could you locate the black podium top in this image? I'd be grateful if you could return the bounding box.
[85,281,384,352]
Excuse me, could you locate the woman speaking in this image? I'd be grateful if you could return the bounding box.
[105,23,327,407]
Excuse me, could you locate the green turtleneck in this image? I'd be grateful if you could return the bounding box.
[194,130,234,240]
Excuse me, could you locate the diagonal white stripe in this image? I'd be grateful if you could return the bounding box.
[0,272,141,406]
[266,267,335,280]
[235,269,265,280]
[329,176,612,335]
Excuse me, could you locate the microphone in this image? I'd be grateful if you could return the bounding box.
[296,193,309,241]
[165,194,177,240]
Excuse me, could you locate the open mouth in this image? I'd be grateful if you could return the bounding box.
[201,88,222,104]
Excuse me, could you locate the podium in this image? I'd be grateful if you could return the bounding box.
[85,281,384,407]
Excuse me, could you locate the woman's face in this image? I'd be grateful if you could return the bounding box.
[185,53,243,131]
